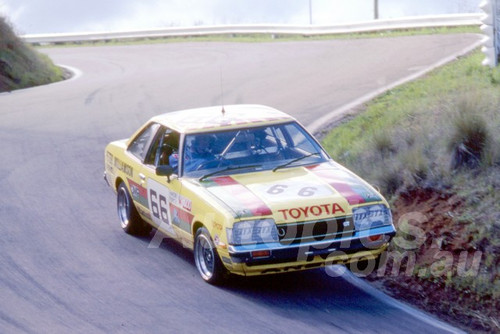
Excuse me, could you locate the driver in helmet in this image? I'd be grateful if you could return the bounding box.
[184,134,214,173]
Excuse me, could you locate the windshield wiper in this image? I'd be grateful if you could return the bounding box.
[199,164,262,181]
[273,153,321,172]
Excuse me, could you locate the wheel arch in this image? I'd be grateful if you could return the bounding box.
[115,177,125,192]
[192,221,205,237]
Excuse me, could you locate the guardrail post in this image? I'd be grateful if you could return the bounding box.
[480,0,499,67]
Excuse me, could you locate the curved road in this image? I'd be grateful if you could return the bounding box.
[0,34,480,333]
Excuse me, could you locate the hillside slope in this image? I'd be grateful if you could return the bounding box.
[0,17,64,92]
[321,50,500,333]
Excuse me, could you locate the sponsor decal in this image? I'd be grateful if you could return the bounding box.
[114,156,133,178]
[169,203,194,233]
[170,110,289,132]
[352,204,391,230]
[278,203,345,220]
[307,165,381,205]
[105,151,114,174]
[128,178,148,208]
[167,191,192,212]
[202,176,272,218]
[178,195,192,212]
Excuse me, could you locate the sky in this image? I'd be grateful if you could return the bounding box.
[0,0,481,35]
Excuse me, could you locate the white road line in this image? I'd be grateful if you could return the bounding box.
[57,64,82,82]
[326,265,466,334]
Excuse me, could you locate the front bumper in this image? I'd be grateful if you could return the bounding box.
[226,225,395,275]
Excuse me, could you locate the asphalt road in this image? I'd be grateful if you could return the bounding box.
[0,33,480,333]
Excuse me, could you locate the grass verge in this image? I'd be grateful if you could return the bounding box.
[321,50,500,333]
[0,17,65,92]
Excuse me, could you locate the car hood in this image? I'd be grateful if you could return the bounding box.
[199,161,384,223]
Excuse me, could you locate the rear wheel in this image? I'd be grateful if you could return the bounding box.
[194,227,227,284]
[117,182,151,236]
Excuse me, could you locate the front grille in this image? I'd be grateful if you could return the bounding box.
[276,216,354,245]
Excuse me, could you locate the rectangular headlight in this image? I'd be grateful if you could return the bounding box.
[227,219,279,245]
[353,204,392,231]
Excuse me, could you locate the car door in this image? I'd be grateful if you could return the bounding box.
[125,122,161,222]
[139,126,185,240]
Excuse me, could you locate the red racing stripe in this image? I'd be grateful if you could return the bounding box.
[212,176,273,216]
[307,166,367,205]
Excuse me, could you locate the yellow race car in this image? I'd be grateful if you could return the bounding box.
[104,105,396,284]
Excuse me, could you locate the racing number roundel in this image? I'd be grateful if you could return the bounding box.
[148,178,176,236]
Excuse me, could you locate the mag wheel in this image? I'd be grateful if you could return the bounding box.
[117,182,151,236]
[194,227,227,284]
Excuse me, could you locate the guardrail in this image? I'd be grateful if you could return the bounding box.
[22,13,482,45]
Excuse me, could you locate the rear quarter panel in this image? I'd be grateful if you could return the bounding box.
[104,139,131,193]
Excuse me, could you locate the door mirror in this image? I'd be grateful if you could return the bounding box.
[156,165,174,182]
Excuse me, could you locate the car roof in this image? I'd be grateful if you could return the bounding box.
[149,104,295,134]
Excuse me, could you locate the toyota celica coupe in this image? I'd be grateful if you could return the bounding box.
[104,105,396,284]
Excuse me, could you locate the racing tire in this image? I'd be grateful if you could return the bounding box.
[117,182,152,236]
[194,227,227,285]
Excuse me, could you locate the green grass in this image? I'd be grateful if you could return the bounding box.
[322,49,500,198]
[322,51,499,162]
[0,46,63,88]
[321,49,500,332]
[1,17,64,92]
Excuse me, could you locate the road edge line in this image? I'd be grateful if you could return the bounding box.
[328,265,467,334]
[0,64,81,97]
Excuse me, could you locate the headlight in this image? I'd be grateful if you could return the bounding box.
[353,204,392,231]
[227,219,279,245]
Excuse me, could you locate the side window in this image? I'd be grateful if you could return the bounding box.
[144,127,180,169]
[128,123,160,162]
[283,123,316,153]
[144,129,162,166]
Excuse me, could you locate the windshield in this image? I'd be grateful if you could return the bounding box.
[181,121,329,178]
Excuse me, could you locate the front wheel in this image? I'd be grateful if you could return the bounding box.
[117,182,151,236]
[194,227,227,284]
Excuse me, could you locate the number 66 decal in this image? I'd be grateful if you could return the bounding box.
[148,178,175,236]
[150,190,169,222]
[267,184,318,197]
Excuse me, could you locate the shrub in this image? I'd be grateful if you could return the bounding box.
[400,144,429,184]
[372,162,403,196]
[448,96,491,170]
[371,130,395,157]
